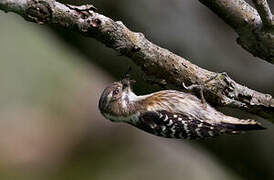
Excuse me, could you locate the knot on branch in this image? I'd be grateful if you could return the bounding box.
[26,0,52,24]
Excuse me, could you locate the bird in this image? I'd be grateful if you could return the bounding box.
[98,78,265,140]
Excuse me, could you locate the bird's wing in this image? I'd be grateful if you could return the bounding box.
[137,110,224,139]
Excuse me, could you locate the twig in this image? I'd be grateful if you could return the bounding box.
[252,0,274,28]
[199,0,274,64]
[0,0,273,120]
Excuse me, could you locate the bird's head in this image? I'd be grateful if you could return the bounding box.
[98,78,136,119]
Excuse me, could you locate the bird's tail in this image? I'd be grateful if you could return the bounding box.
[221,117,265,133]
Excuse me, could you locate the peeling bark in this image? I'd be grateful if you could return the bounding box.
[0,0,273,121]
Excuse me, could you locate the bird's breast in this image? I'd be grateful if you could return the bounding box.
[103,112,140,124]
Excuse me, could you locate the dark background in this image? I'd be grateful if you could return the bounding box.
[0,0,273,179]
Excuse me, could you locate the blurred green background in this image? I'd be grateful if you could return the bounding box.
[0,0,273,180]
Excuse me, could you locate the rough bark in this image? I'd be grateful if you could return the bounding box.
[199,0,274,64]
[0,0,273,121]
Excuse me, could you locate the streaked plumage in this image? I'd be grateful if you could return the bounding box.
[98,78,265,139]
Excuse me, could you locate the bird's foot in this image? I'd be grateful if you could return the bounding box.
[182,72,224,109]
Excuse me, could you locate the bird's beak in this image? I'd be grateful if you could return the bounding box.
[121,78,135,90]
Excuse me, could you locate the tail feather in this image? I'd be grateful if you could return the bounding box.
[221,120,266,131]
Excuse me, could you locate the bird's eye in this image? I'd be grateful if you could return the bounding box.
[113,88,120,95]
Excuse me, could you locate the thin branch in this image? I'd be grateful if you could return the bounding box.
[199,0,261,32]
[252,0,274,28]
[0,0,273,121]
[199,0,274,64]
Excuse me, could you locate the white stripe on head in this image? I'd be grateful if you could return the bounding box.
[105,92,113,107]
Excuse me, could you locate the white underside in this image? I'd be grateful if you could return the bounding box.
[104,112,140,124]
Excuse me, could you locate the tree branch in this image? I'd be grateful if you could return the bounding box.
[199,0,274,64]
[252,0,274,28]
[0,0,273,121]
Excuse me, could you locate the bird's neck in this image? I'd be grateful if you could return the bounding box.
[120,89,151,114]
